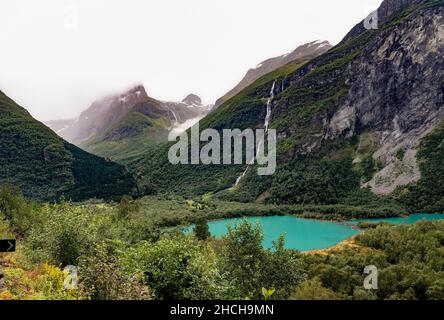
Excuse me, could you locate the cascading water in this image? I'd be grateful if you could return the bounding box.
[264,80,276,132]
[234,80,277,186]
[170,109,179,124]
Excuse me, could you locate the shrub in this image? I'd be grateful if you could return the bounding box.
[261,236,305,299]
[126,235,233,300]
[118,195,140,219]
[78,242,151,300]
[292,278,343,300]
[26,203,102,266]
[0,184,38,236]
[222,220,305,299]
[222,220,265,298]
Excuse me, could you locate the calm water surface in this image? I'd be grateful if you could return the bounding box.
[192,214,444,251]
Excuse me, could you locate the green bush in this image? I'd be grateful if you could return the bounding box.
[0,184,39,236]
[300,221,444,300]
[26,203,104,266]
[125,235,233,300]
[292,278,343,300]
[78,242,151,300]
[222,220,305,299]
[117,195,140,219]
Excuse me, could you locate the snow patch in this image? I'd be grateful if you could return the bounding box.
[56,125,70,134]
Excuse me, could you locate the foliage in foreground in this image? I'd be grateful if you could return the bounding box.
[301,221,444,300]
[1,186,444,300]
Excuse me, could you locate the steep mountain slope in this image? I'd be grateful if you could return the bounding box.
[46,85,211,163]
[47,85,211,145]
[0,90,136,201]
[132,0,444,212]
[214,41,332,108]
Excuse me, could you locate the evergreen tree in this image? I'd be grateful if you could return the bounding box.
[193,217,211,240]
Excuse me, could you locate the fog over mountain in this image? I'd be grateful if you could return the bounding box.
[0,0,383,121]
[46,85,212,144]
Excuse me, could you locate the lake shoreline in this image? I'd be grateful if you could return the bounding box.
[186,213,444,252]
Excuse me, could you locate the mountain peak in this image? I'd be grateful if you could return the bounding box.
[120,84,148,101]
[306,40,331,48]
[214,40,332,108]
[342,0,426,42]
[182,94,202,106]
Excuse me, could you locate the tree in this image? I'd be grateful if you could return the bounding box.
[0,184,23,221]
[118,195,140,219]
[193,217,211,240]
[126,236,233,299]
[292,278,343,300]
[0,184,35,236]
[78,242,151,300]
[222,220,266,298]
[222,221,305,299]
[27,203,98,266]
[261,235,305,299]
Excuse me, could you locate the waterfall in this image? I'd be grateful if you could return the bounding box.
[170,109,179,124]
[234,166,249,186]
[264,80,276,132]
[234,80,276,186]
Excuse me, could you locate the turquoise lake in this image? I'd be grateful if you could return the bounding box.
[190,214,444,251]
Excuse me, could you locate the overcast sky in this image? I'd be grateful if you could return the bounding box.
[0,0,383,121]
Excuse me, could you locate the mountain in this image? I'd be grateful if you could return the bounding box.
[182,94,203,106]
[46,85,211,144]
[214,40,332,108]
[0,90,136,201]
[46,85,212,164]
[132,0,444,212]
[44,118,77,138]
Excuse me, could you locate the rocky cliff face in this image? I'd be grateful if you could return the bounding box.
[182,94,203,106]
[46,85,151,143]
[326,5,444,193]
[133,0,444,208]
[262,0,444,195]
[342,0,426,41]
[76,85,150,142]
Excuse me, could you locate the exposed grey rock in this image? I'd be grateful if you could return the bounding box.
[182,94,202,106]
[214,40,332,108]
[342,0,427,42]
[326,6,444,193]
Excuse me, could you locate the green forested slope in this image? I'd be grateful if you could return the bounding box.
[0,90,136,201]
[129,1,444,213]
